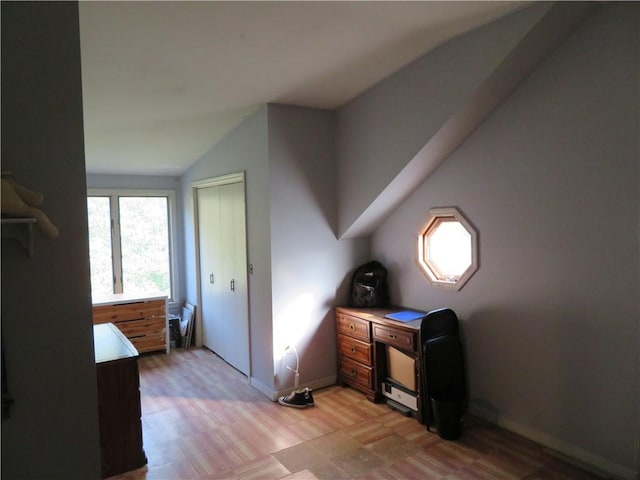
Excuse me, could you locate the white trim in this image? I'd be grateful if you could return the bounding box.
[191,171,245,189]
[469,403,637,480]
[110,195,122,293]
[249,377,274,399]
[191,172,249,364]
[192,188,203,348]
[89,188,177,196]
[416,206,478,291]
[87,188,178,302]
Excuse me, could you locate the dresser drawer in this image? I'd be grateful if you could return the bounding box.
[338,334,372,366]
[336,313,370,342]
[93,300,165,324]
[129,332,166,354]
[339,356,373,389]
[115,316,165,339]
[373,324,416,352]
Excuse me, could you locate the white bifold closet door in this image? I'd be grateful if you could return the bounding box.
[197,180,249,375]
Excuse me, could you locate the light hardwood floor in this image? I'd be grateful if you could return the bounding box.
[108,347,606,480]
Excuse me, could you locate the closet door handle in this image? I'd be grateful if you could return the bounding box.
[230,279,235,292]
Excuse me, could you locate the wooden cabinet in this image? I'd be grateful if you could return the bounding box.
[94,323,146,478]
[336,306,426,423]
[93,294,168,354]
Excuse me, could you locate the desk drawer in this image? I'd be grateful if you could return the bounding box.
[338,334,372,366]
[373,324,416,352]
[336,313,370,342]
[339,356,373,389]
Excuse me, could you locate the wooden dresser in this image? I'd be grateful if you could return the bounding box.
[93,293,168,354]
[336,306,426,423]
[94,323,146,478]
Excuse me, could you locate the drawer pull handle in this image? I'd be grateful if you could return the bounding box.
[351,347,357,354]
[389,334,397,339]
[349,324,355,331]
[350,370,357,377]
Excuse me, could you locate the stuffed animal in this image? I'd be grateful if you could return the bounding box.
[1,178,59,238]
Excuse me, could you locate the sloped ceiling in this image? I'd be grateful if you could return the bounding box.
[337,1,598,238]
[79,1,528,176]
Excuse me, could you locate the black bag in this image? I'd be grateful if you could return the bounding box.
[349,261,389,307]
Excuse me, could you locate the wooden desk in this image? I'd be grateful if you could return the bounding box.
[94,323,146,478]
[336,306,427,424]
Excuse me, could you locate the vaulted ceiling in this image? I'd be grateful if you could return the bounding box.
[79,1,528,176]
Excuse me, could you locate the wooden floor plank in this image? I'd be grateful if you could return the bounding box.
[107,348,607,480]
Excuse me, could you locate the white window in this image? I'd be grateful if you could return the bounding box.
[417,207,478,290]
[87,190,176,300]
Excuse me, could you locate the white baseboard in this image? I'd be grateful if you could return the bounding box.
[468,404,638,480]
[249,376,274,399]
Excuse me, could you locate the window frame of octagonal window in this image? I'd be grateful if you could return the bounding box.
[417,207,478,291]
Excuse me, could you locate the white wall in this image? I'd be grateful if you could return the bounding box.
[267,105,368,394]
[180,104,368,397]
[369,3,638,478]
[1,2,101,478]
[180,107,274,391]
[89,111,352,402]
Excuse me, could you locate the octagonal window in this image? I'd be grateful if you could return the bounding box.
[417,207,478,290]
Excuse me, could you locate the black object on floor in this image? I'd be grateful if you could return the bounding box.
[278,390,308,409]
[431,391,465,440]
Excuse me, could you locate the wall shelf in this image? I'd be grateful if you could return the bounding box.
[1,218,36,256]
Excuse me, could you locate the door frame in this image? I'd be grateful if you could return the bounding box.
[192,172,249,373]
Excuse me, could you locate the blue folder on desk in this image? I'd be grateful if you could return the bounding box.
[385,310,427,322]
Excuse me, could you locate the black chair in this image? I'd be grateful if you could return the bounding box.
[420,308,467,438]
[420,307,459,339]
